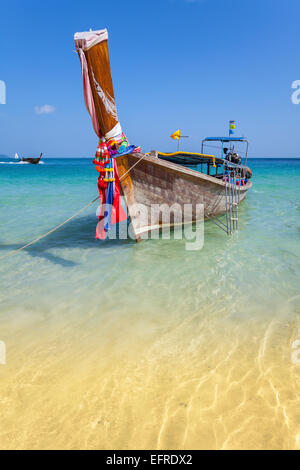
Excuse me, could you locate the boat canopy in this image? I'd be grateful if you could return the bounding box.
[203,137,248,142]
[201,137,249,164]
[157,151,248,169]
[157,151,223,167]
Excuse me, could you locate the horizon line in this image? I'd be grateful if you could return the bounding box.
[1,155,300,160]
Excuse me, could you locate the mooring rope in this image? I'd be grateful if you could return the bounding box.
[118,151,148,181]
[0,196,99,261]
[0,152,148,262]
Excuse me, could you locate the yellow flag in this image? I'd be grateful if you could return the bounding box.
[171,129,181,140]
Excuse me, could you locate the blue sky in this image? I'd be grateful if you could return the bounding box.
[0,0,299,158]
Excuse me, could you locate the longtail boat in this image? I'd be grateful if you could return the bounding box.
[20,153,43,164]
[74,29,252,240]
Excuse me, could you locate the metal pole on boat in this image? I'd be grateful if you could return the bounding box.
[237,167,242,230]
[228,168,232,234]
[234,169,237,231]
[230,173,234,233]
[232,168,236,232]
[232,168,236,231]
[235,168,238,230]
[224,164,229,234]
[245,141,249,166]
[177,136,189,152]
[236,186,238,231]
[234,169,238,230]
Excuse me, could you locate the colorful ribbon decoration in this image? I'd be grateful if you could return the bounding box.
[93,134,141,240]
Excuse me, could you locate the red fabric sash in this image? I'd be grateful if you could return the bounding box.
[95,158,127,240]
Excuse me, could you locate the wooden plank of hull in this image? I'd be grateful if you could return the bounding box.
[116,153,252,240]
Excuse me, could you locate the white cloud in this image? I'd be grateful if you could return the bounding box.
[0,80,6,104]
[34,104,56,115]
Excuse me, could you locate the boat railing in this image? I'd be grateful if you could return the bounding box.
[219,158,249,170]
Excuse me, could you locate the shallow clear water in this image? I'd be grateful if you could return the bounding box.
[0,158,299,450]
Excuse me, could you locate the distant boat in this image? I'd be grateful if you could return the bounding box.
[18,153,43,164]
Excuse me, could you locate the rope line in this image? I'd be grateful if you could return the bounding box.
[118,152,148,181]
[0,152,147,262]
[0,196,100,261]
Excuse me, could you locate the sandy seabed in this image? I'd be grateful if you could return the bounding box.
[0,293,299,450]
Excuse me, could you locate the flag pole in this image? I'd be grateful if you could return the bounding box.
[229,120,236,151]
[178,136,188,152]
[170,130,189,152]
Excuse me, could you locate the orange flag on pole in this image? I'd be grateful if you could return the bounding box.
[170,129,181,140]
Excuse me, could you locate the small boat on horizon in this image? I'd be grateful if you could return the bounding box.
[15,152,43,164]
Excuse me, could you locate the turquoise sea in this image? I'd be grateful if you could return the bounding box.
[0,157,300,449]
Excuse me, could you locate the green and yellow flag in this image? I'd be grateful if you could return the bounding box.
[229,120,236,135]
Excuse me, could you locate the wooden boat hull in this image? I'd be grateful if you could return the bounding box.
[21,157,41,164]
[116,152,252,240]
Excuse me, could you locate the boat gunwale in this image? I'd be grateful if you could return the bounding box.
[119,152,252,192]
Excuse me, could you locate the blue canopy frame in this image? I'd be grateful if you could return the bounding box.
[201,137,249,164]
